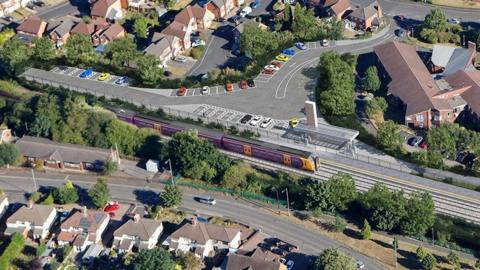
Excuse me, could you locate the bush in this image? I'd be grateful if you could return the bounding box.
[332,216,346,232]
[0,233,25,270]
[190,46,204,60]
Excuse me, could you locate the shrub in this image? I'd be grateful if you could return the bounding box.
[190,46,204,60]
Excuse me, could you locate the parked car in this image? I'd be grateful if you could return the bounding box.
[240,114,253,124]
[192,39,205,47]
[356,260,365,269]
[321,39,329,46]
[34,1,45,7]
[230,15,242,25]
[58,66,68,71]
[263,69,274,75]
[97,72,110,81]
[239,80,248,89]
[448,18,460,24]
[239,6,252,17]
[275,54,290,62]
[177,86,187,96]
[289,118,299,128]
[419,142,428,149]
[164,70,172,77]
[250,0,261,9]
[295,42,307,50]
[407,136,423,147]
[271,61,284,68]
[195,196,217,205]
[173,56,187,63]
[286,260,294,270]
[260,117,272,128]
[264,64,280,71]
[115,76,129,85]
[201,86,210,95]
[225,83,234,92]
[27,3,37,9]
[282,48,296,56]
[250,115,262,126]
[104,201,119,212]
[395,28,405,37]
[79,68,93,78]
[247,79,255,87]
[4,16,13,22]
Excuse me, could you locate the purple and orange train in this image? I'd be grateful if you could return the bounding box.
[116,110,320,172]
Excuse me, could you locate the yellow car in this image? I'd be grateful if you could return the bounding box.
[289,118,299,128]
[98,73,110,81]
[275,54,290,62]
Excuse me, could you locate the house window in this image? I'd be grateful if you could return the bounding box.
[415,114,424,122]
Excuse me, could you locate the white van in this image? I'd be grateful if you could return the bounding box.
[239,6,252,17]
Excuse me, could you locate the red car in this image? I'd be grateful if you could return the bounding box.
[419,142,428,149]
[225,83,234,92]
[177,87,187,96]
[104,201,119,212]
[271,61,284,68]
[262,69,274,75]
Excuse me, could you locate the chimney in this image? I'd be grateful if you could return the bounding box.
[81,206,88,217]
[133,214,140,223]
[27,199,34,209]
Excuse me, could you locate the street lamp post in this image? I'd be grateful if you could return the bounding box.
[166,159,174,185]
[282,188,290,216]
[31,169,37,191]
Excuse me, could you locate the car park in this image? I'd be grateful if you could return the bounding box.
[247,79,255,87]
[240,114,253,124]
[225,83,234,92]
[79,68,93,78]
[282,48,296,56]
[239,80,248,89]
[407,136,423,147]
[275,54,290,62]
[239,6,252,17]
[260,117,272,128]
[173,56,187,63]
[177,86,187,96]
[295,42,307,50]
[250,115,262,126]
[264,64,280,71]
[195,196,217,205]
[271,61,284,68]
[115,76,129,85]
[321,39,329,47]
[97,73,110,81]
[201,86,210,95]
[289,118,299,128]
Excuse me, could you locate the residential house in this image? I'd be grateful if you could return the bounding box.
[444,70,480,126]
[161,21,193,50]
[221,253,286,270]
[176,5,214,30]
[91,0,124,20]
[347,0,382,31]
[82,244,104,265]
[0,0,29,18]
[374,41,469,129]
[314,0,351,20]
[0,195,8,219]
[112,214,163,253]
[49,19,77,48]
[15,135,120,171]
[57,207,110,252]
[0,128,12,144]
[206,0,240,19]
[429,42,477,75]
[144,33,181,66]
[168,218,242,258]
[91,23,126,46]
[128,0,156,12]
[5,202,56,240]
[15,16,47,44]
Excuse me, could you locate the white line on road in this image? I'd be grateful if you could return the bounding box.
[188,35,215,75]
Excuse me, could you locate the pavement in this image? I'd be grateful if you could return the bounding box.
[0,169,387,270]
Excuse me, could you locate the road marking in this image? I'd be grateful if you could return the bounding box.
[188,35,215,75]
[289,62,296,67]
[275,58,318,99]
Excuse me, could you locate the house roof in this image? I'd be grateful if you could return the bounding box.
[239,230,269,252]
[101,23,124,41]
[51,19,76,37]
[114,217,162,241]
[161,21,188,40]
[171,219,241,245]
[71,21,96,35]
[144,37,171,57]
[348,1,378,21]
[60,208,109,233]
[7,204,55,226]
[210,0,225,8]
[374,41,450,115]
[16,135,115,164]
[91,0,118,18]
[445,70,480,115]
[326,0,350,16]
[16,16,46,35]
[225,253,284,270]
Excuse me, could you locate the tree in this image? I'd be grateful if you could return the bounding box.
[365,97,388,121]
[416,246,428,262]
[400,192,435,237]
[161,184,182,208]
[362,66,381,93]
[133,14,151,39]
[332,216,346,232]
[136,54,163,87]
[0,28,15,47]
[421,253,437,270]
[0,38,30,73]
[65,33,95,65]
[313,248,357,270]
[133,248,175,270]
[0,143,19,167]
[423,7,447,32]
[30,115,52,138]
[104,37,138,70]
[33,37,56,61]
[36,243,47,257]
[102,158,118,176]
[89,178,110,209]
[427,124,457,159]
[361,219,372,240]
[29,191,41,203]
[304,173,356,212]
[292,3,322,41]
[376,121,403,154]
[475,259,480,270]
[177,251,202,270]
[447,251,460,267]
[43,193,54,205]
[53,180,79,204]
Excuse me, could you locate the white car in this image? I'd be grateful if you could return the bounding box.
[201,86,210,95]
[260,117,272,128]
[321,39,329,47]
[448,18,460,24]
[192,39,206,47]
[250,115,262,126]
[195,196,216,205]
[264,65,280,71]
[173,56,187,63]
[239,6,252,17]
[356,260,365,269]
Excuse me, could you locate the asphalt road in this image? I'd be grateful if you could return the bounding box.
[0,170,387,270]
[37,0,89,20]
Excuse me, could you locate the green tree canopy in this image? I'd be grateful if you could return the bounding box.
[0,143,19,167]
[53,180,79,204]
[177,251,202,270]
[399,192,435,237]
[65,33,95,65]
[376,121,403,154]
[133,248,175,270]
[136,54,163,87]
[421,253,437,270]
[423,7,447,32]
[133,14,151,39]
[104,37,138,69]
[30,115,52,138]
[161,184,183,208]
[33,37,56,61]
[362,66,381,93]
[447,251,460,267]
[89,178,110,209]
[1,38,30,73]
[416,246,428,262]
[304,173,357,212]
[313,248,357,270]
[361,219,372,240]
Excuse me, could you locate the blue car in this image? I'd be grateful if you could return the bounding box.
[79,68,93,78]
[115,76,129,85]
[295,42,307,50]
[250,0,260,8]
[282,48,296,56]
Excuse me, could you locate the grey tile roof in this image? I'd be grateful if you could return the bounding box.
[144,37,170,57]
[113,218,162,241]
[7,204,55,226]
[171,219,241,245]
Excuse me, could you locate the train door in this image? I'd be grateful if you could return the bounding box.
[313,156,320,170]
[283,154,292,166]
[153,123,161,131]
[243,145,252,156]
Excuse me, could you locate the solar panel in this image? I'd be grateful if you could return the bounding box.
[79,217,91,228]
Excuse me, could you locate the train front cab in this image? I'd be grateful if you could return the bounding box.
[299,155,320,172]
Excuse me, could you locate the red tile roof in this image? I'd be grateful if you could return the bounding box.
[91,0,118,18]
[445,70,480,115]
[16,16,46,36]
[101,23,125,41]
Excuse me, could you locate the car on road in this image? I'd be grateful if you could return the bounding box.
[173,56,187,63]
[177,86,187,96]
[448,18,460,24]
[321,39,329,47]
[97,73,110,81]
[195,196,217,205]
[289,118,299,128]
[247,79,255,87]
[104,201,119,212]
[356,260,365,269]
[201,86,210,95]
[260,117,272,128]
[192,39,205,47]
[240,114,253,124]
[282,48,296,56]
[239,6,252,17]
[225,83,234,92]
[239,80,248,89]
[295,42,307,50]
[79,68,93,78]
[394,15,405,21]
[264,64,280,71]
[407,136,423,147]
[250,115,262,126]
[115,76,129,85]
[275,54,290,62]
[395,28,405,37]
